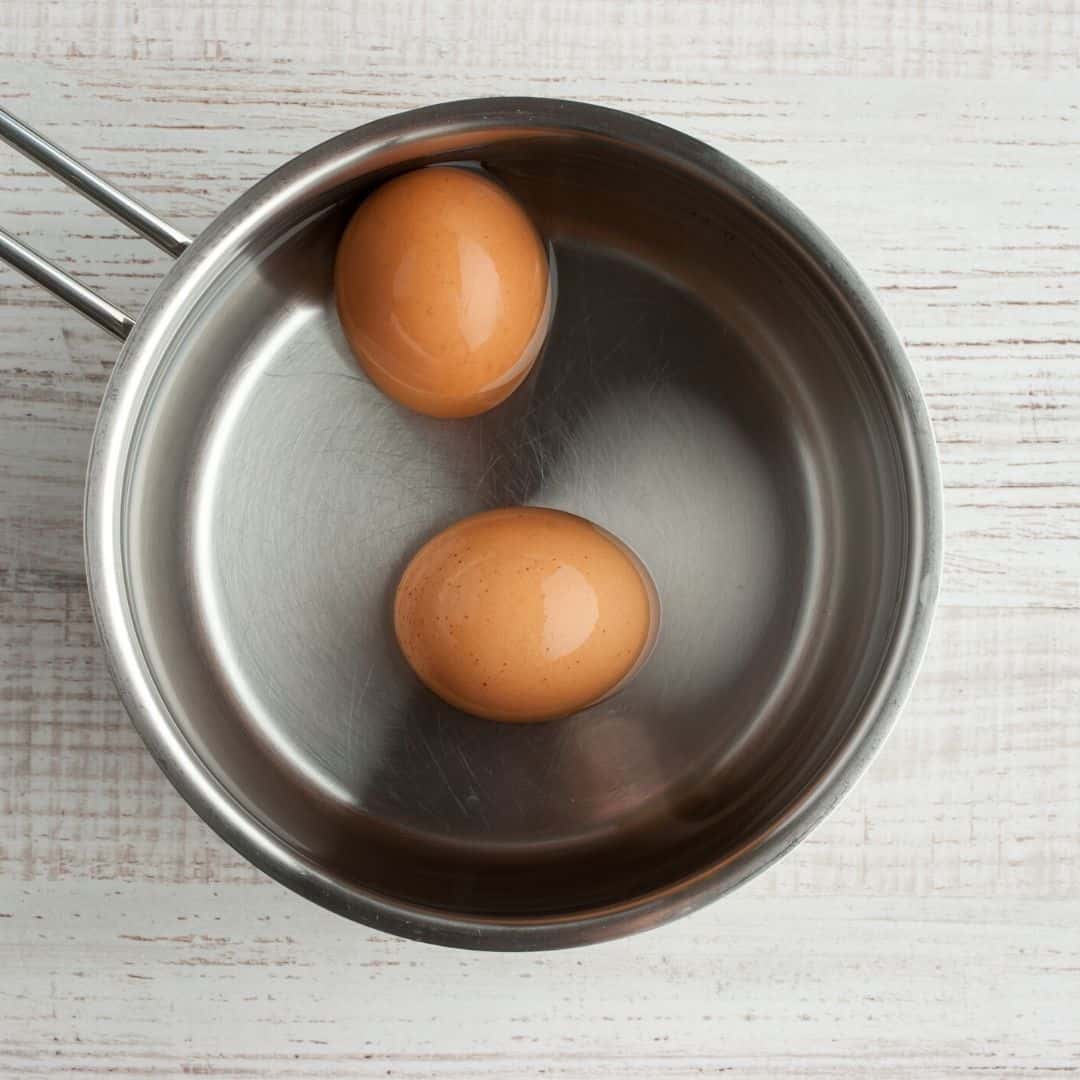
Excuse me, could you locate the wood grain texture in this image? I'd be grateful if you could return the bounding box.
[2,885,1079,1077]
[8,0,1080,77]
[1,0,1079,1075]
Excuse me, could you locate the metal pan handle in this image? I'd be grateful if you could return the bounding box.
[0,107,191,340]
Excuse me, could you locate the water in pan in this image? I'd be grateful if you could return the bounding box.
[125,150,897,912]
[194,240,805,787]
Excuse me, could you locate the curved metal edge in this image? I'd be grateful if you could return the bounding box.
[83,98,944,951]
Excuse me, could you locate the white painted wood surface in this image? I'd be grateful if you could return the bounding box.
[1,2,1078,1075]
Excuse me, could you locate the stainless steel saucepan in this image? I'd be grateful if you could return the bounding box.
[0,99,942,949]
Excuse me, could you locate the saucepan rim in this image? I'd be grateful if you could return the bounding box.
[83,97,943,950]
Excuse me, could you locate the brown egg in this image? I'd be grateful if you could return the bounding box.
[334,166,551,418]
[394,508,659,722]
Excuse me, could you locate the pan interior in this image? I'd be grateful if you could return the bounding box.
[124,131,907,917]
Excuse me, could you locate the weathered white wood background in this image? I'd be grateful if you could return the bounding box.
[1,1,1078,1075]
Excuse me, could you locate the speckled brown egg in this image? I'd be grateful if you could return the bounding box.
[335,166,551,418]
[394,508,659,722]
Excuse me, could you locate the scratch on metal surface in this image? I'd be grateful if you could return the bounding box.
[425,716,468,816]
